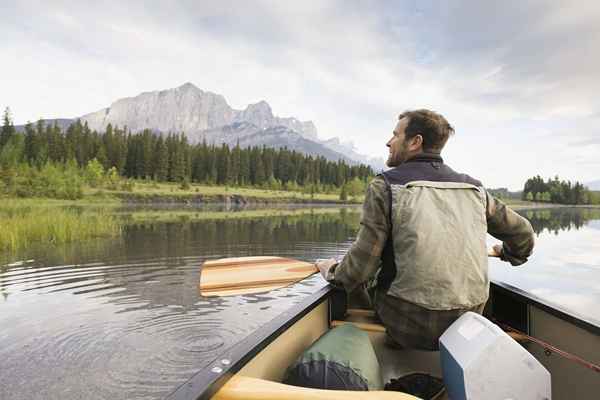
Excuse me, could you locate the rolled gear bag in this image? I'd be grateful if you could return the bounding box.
[283,323,383,391]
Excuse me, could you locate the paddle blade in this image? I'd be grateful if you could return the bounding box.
[199,256,318,297]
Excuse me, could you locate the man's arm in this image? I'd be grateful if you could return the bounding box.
[486,191,535,265]
[330,176,390,292]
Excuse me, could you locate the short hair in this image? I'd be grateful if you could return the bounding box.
[398,109,455,153]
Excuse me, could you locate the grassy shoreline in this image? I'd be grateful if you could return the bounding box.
[85,180,363,204]
[1,188,597,257]
[0,199,121,254]
[118,206,356,224]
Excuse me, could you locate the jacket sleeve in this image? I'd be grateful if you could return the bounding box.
[332,176,390,292]
[485,191,535,266]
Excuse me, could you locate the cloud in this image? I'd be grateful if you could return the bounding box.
[570,137,600,146]
[1,1,599,189]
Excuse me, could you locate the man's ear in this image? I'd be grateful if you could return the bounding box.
[409,134,423,151]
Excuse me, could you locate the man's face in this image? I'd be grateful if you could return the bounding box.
[386,118,410,167]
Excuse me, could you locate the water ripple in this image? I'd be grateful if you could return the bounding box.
[0,209,359,400]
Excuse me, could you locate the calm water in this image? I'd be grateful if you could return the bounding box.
[489,208,600,325]
[1,206,599,399]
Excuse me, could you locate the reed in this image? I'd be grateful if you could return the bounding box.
[0,200,121,254]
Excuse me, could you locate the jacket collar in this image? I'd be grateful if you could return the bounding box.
[405,152,444,164]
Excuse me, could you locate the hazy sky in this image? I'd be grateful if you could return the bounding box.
[2,1,599,189]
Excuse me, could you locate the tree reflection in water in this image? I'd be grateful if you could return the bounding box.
[520,207,600,235]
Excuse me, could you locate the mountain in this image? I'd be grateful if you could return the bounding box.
[585,179,600,191]
[322,137,385,172]
[14,118,74,133]
[80,83,336,155]
[16,83,381,167]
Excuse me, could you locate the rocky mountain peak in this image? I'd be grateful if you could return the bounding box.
[71,82,380,168]
[179,82,198,91]
[246,100,273,118]
[232,101,274,130]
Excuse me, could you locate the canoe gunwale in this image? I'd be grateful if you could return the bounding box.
[166,285,333,400]
[491,280,600,336]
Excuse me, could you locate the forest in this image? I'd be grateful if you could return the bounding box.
[0,108,373,199]
[522,175,599,205]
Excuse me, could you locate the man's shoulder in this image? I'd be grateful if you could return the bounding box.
[381,163,484,188]
[443,165,484,187]
[368,175,389,194]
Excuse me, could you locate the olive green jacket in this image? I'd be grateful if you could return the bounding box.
[331,154,535,310]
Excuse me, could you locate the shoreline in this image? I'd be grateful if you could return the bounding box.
[1,190,599,209]
[112,192,360,205]
[509,202,600,210]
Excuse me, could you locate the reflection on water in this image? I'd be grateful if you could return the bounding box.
[490,207,600,325]
[521,207,600,235]
[0,208,360,400]
[1,205,600,399]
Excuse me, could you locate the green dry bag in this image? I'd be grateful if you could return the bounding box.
[283,324,383,391]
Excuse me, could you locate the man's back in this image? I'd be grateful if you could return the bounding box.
[379,153,489,310]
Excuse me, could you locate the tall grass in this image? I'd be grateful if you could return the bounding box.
[0,201,121,254]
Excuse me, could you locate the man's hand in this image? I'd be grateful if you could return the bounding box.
[488,244,503,258]
[316,258,338,281]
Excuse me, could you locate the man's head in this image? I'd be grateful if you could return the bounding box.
[386,109,454,167]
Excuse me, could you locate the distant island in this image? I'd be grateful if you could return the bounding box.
[489,175,599,205]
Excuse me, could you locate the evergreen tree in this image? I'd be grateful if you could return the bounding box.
[255,155,266,186]
[0,107,16,149]
[209,150,218,184]
[96,142,109,168]
[231,141,241,185]
[154,136,168,181]
[24,122,36,163]
[33,119,49,166]
[217,144,230,184]
[172,134,185,181]
[239,146,250,185]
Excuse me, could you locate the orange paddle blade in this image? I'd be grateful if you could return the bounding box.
[199,256,318,297]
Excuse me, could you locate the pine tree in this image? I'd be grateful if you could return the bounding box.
[172,134,185,182]
[217,144,230,184]
[96,143,109,169]
[255,155,266,186]
[239,147,250,185]
[154,136,168,181]
[1,107,16,149]
[231,141,241,185]
[33,119,49,166]
[209,151,218,184]
[48,123,63,162]
[23,122,39,164]
[115,127,128,173]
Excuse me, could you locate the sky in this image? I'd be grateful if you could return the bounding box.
[1,1,599,190]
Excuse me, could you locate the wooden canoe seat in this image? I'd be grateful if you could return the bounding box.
[332,308,386,332]
[213,375,421,400]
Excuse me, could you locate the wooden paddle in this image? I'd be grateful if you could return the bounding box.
[199,256,318,297]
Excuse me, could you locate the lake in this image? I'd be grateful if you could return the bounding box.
[1,205,599,399]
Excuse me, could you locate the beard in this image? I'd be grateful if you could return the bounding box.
[386,147,408,167]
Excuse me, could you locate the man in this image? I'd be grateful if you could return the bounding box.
[317,109,534,351]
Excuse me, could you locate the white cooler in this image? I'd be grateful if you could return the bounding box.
[439,312,551,400]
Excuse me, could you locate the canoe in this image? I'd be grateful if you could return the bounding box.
[168,278,600,399]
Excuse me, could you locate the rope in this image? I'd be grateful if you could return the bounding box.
[496,321,600,374]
